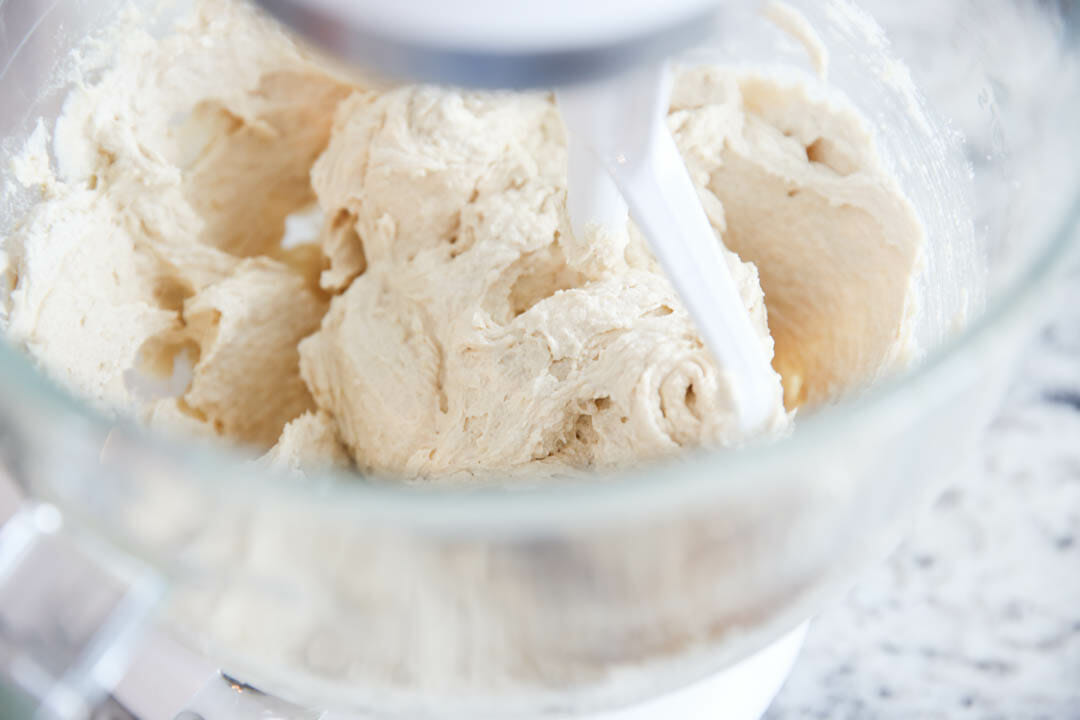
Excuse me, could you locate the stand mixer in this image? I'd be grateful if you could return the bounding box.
[0,1,1077,720]
[214,5,786,714]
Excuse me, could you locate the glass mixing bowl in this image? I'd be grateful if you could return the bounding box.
[0,0,1077,717]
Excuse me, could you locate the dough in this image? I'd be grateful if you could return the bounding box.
[1,0,922,480]
[260,410,352,477]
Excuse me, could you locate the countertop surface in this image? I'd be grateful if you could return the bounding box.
[767,279,1080,719]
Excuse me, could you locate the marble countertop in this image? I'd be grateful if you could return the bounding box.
[767,279,1080,719]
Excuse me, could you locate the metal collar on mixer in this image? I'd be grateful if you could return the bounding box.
[255,0,718,88]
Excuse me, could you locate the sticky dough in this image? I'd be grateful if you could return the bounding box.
[1,0,922,480]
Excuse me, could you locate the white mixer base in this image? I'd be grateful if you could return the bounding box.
[173,622,808,720]
[584,622,808,720]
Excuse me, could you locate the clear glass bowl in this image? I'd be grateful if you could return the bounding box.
[0,0,1077,717]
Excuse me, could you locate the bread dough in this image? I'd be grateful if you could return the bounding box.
[1,0,922,480]
[260,410,352,477]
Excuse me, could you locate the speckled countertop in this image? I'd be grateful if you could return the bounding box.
[767,278,1080,720]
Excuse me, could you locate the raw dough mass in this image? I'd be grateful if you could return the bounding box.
[1,0,922,480]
